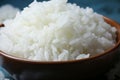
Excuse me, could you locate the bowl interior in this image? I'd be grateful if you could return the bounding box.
[0,17,120,64]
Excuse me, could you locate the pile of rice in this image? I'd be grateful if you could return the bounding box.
[0,0,117,61]
[0,4,20,23]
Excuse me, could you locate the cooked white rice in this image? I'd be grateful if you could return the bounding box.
[0,4,20,23]
[0,0,117,61]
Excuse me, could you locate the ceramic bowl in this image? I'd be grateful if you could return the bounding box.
[0,17,120,80]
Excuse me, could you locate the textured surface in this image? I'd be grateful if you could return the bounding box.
[0,0,120,80]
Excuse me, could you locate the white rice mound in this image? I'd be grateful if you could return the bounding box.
[0,0,117,61]
[0,4,20,23]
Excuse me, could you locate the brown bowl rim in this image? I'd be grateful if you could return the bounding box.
[0,17,120,64]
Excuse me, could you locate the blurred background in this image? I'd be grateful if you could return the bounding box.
[0,0,120,80]
[0,0,120,23]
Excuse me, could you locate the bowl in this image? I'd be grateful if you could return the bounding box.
[0,17,120,80]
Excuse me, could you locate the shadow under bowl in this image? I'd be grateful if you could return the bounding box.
[0,17,120,80]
